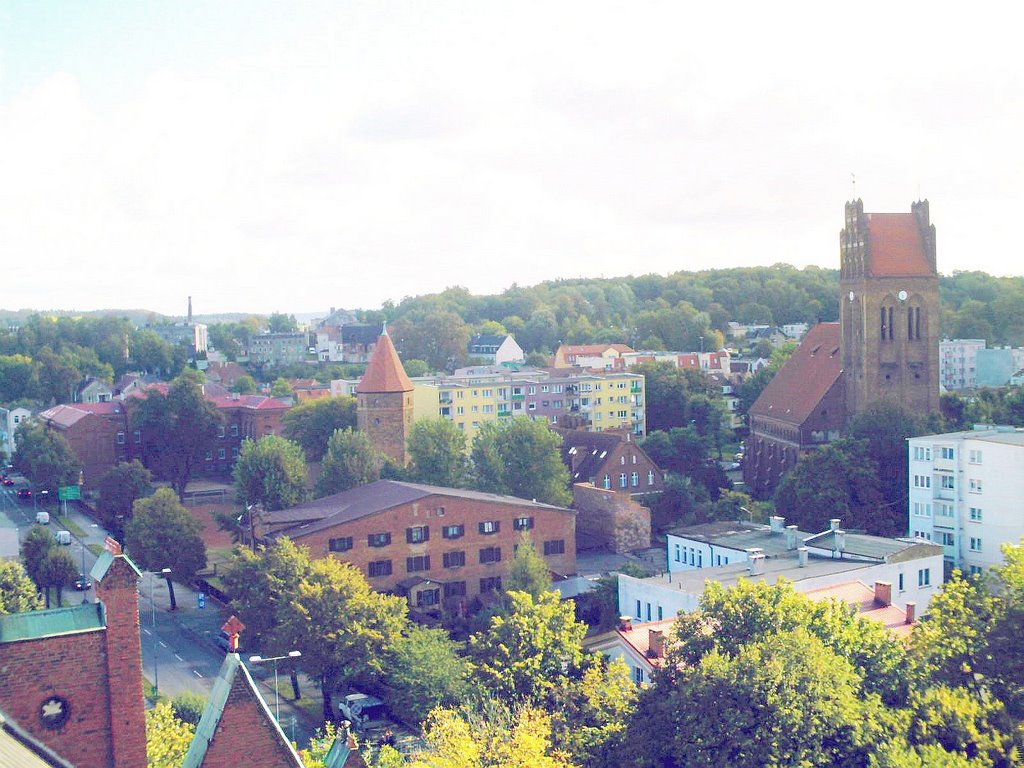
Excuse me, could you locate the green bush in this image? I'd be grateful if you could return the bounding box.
[171,691,208,725]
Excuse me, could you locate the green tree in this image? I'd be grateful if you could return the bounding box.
[403,358,430,377]
[773,438,888,534]
[34,346,82,405]
[233,435,309,512]
[468,590,586,704]
[125,488,207,592]
[0,560,42,614]
[470,418,571,506]
[270,377,293,398]
[12,419,82,496]
[231,374,258,394]
[146,701,196,768]
[97,460,154,538]
[282,396,357,461]
[392,309,471,371]
[407,418,469,487]
[130,329,174,374]
[170,691,207,726]
[316,428,383,496]
[633,362,718,434]
[410,704,579,768]
[267,312,298,333]
[505,534,553,600]
[130,370,223,499]
[907,685,1020,767]
[20,524,54,588]
[41,548,78,607]
[0,353,38,401]
[384,625,471,726]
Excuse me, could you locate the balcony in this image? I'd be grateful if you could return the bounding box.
[510,394,525,401]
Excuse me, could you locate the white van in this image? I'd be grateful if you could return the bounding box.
[35,511,50,525]
[55,530,72,545]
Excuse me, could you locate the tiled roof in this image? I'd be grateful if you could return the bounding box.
[267,480,573,540]
[804,580,915,637]
[864,213,931,277]
[38,401,127,428]
[748,322,842,426]
[356,332,413,393]
[560,344,635,356]
[616,618,676,663]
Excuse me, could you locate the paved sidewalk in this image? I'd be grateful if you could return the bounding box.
[64,502,327,748]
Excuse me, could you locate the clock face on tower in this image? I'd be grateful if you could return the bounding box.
[848,291,855,301]
[898,290,908,301]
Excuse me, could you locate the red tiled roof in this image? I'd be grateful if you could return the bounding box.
[617,618,676,666]
[561,344,634,356]
[804,580,915,637]
[39,402,127,428]
[356,332,413,393]
[865,213,931,277]
[748,323,842,426]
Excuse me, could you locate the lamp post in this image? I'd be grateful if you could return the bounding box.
[249,651,301,723]
[150,567,171,698]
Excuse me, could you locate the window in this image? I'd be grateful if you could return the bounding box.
[940,475,954,490]
[218,425,226,438]
[205,450,213,462]
[913,502,931,517]
[620,455,626,466]
[657,605,663,620]
[970,507,983,522]
[514,516,534,531]
[970,537,982,552]
[619,473,628,489]
[633,666,644,684]
[406,525,430,544]
[133,430,141,444]
[918,568,931,587]
[442,524,464,539]
[940,447,954,460]
[443,551,466,568]
[631,472,639,487]
[444,581,466,598]
[328,537,353,552]
[936,503,955,518]
[969,449,983,464]
[603,474,611,490]
[479,546,502,564]
[969,565,984,576]
[913,474,931,488]
[647,470,655,485]
[913,445,931,461]
[646,603,652,621]
[674,544,681,562]
[416,588,440,608]
[632,454,637,464]
[543,539,565,556]
[940,532,955,546]
[635,600,641,619]
[898,573,905,592]
[406,555,431,573]
[116,431,126,445]
[969,479,983,494]
[368,560,392,577]
[479,520,500,535]
[218,448,226,460]
[231,425,239,437]
[434,506,445,517]
[479,576,503,593]
[368,532,392,548]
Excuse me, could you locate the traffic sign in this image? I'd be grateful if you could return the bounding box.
[58,486,81,501]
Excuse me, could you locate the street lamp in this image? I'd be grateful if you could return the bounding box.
[249,651,301,723]
[150,567,171,698]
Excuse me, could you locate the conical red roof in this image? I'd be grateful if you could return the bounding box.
[357,331,414,393]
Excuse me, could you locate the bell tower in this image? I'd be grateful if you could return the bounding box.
[356,327,414,465]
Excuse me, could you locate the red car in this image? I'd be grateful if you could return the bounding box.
[2,478,13,486]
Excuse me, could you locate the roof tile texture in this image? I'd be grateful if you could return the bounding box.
[356,332,413,393]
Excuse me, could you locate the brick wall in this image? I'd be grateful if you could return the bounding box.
[55,411,129,490]
[357,391,413,465]
[0,629,115,768]
[572,483,651,552]
[290,494,576,604]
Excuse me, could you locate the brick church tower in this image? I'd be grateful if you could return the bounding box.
[356,327,414,465]
[840,199,940,418]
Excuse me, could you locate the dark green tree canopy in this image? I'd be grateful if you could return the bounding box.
[281,396,357,461]
[232,435,309,511]
[407,417,469,488]
[471,417,571,506]
[315,428,383,497]
[97,460,154,537]
[12,419,82,494]
[124,487,207,581]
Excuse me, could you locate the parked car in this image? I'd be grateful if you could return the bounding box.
[74,573,93,591]
[338,692,388,731]
[36,511,50,525]
[55,530,72,545]
[16,488,32,500]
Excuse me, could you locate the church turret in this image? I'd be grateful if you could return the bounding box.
[356,328,414,465]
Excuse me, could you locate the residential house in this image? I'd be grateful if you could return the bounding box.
[36,402,131,490]
[553,344,635,370]
[316,323,383,364]
[619,518,943,624]
[555,428,663,495]
[249,333,308,367]
[467,334,525,365]
[261,480,576,612]
[939,339,986,390]
[0,405,31,458]
[76,377,114,404]
[908,426,1024,574]
[204,362,250,391]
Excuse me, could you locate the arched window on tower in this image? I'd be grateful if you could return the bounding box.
[907,305,922,340]
[880,305,895,341]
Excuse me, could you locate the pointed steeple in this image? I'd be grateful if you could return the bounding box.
[357,330,413,393]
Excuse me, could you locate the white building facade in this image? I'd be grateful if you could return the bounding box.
[939,339,986,390]
[908,427,1024,574]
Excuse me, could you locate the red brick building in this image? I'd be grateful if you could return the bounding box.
[36,402,131,491]
[355,330,414,466]
[0,544,147,768]
[263,480,576,611]
[554,427,664,496]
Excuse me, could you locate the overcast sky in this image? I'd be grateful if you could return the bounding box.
[1,2,1021,317]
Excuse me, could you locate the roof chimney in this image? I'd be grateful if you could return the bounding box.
[187,295,193,325]
[829,518,841,531]
[648,629,665,659]
[785,525,798,550]
[769,515,785,533]
[874,581,892,607]
[798,546,808,568]
[835,530,847,554]
[905,601,917,625]
[748,552,765,577]
[618,616,634,632]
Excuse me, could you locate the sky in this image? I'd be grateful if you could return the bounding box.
[1,2,1022,318]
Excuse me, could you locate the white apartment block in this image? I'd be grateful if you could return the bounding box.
[939,339,986,390]
[908,427,1024,574]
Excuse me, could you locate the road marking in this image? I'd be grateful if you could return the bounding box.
[193,670,203,678]
[159,641,167,648]
[175,654,184,661]
[143,628,151,635]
